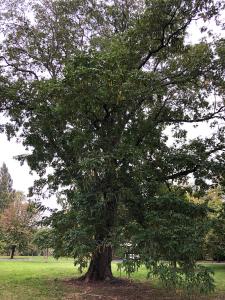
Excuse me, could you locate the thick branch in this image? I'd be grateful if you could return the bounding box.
[164,144,225,181]
[138,8,192,70]
[0,56,39,80]
[165,166,198,181]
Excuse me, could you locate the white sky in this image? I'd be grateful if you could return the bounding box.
[0,134,34,194]
[0,8,224,207]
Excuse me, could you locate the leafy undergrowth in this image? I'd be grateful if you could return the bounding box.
[0,257,225,299]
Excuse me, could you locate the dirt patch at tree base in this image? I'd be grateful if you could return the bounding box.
[62,278,225,300]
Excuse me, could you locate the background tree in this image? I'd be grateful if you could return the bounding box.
[186,187,225,261]
[206,206,225,262]
[202,188,225,261]
[0,0,225,290]
[32,228,53,259]
[0,192,38,258]
[0,163,14,212]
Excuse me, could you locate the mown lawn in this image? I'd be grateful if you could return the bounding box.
[0,257,225,299]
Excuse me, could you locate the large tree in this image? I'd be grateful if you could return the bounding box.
[0,0,225,288]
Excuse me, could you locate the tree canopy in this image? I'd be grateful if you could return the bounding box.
[0,0,225,290]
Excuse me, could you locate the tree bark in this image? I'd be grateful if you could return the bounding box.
[10,245,16,259]
[82,245,113,282]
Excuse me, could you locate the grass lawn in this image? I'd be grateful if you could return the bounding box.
[201,262,225,292]
[0,256,77,300]
[0,257,225,299]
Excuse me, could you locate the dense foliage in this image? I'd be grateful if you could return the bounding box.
[0,0,225,291]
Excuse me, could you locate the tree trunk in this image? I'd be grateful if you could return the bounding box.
[80,192,117,282]
[82,245,113,282]
[10,245,16,259]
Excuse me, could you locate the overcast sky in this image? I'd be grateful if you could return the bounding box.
[0,134,35,194]
[0,11,224,206]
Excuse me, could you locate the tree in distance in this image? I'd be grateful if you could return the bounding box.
[0,163,14,212]
[202,188,225,262]
[0,192,38,259]
[32,228,53,259]
[0,0,225,291]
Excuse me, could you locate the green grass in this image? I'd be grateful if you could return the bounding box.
[0,257,77,300]
[0,257,225,299]
[201,263,225,292]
